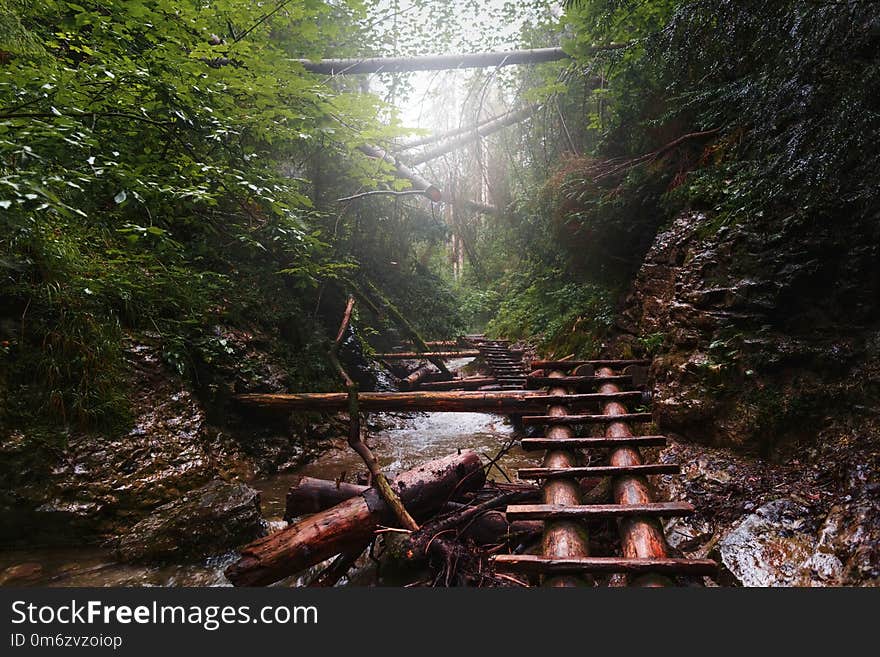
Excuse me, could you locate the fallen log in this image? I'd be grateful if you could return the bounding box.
[403,339,468,348]
[357,144,442,202]
[374,350,480,359]
[235,390,642,414]
[287,477,541,519]
[285,477,368,520]
[350,280,451,377]
[398,107,537,151]
[408,105,539,165]
[226,451,485,586]
[292,47,572,74]
[399,363,441,390]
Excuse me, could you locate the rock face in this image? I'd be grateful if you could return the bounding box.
[0,338,344,549]
[614,212,879,452]
[609,210,880,586]
[116,480,265,562]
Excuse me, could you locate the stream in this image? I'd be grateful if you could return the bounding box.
[0,359,541,587]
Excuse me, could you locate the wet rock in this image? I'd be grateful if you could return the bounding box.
[1,339,321,547]
[116,480,264,562]
[719,499,817,587]
[0,562,43,585]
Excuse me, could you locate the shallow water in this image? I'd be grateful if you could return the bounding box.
[254,409,539,521]
[0,358,541,587]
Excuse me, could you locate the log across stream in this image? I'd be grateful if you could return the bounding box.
[0,410,540,587]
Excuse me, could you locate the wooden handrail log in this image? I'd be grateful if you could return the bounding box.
[235,390,644,413]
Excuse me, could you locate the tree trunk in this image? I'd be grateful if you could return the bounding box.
[398,106,538,151]
[357,144,442,201]
[347,279,452,377]
[399,363,440,390]
[293,47,572,75]
[225,451,485,586]
[285,477,368,520]
[407,105,539,165]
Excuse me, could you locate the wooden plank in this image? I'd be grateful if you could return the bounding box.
[414,377,497,390]
[525,375,632,389]
[520,435,667,451]
[236,391,645,414]
[374,351,479,359]
[517,464,679,479]
[530,359,651,370]
[522,412,653,426]
[505,501,694,521]
[492,555,717,576]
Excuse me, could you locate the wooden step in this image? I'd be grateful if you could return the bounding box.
[520,435,667,451]
[531,359,651,371]
[492,555,717,576]
[525,392,644,405]
[521,412,652,426]
[505,501,694,521]
[517,464,679,479]
[525,375,632,389]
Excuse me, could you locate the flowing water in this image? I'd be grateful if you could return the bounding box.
[0,358,541,587]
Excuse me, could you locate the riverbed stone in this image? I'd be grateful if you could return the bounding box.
[116,479,264,562]
[719,498,817,587]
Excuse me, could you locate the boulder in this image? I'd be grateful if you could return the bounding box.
[116,480,265,562]
[719,498,817,587]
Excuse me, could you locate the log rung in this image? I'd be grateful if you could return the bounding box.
[517,464,679,479]
[375,351,480,360]
[525,375,632,389]
[530,359,651,371]
[492,555,717,576]
[520,435,667,451]
[505,501,694,521]
[521,412,653,426]
[526,392,644,405]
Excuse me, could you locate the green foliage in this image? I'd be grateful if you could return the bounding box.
[0,0,463,429]
[464,0,880,359]
[638,332,665,355]
[485,264,614,357]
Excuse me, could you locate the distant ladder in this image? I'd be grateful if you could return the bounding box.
[469,336,528,389]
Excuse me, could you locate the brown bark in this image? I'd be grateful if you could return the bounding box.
[285,477,369,520]
[398,490,536,563]
[492,555,717,576]
[597,366,673,587]
[530,359,651,370]
[330,296,418,532]
[414,376,497,390]
[226,451,486,586]
[374,350,479,359]
[540,371,591,587]
[399,363,440,390]
[235,390,643,414]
